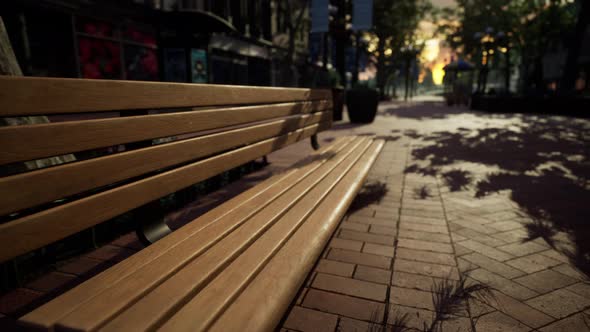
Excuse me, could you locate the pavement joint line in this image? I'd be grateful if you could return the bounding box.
[381,142,409,329]
[435,170,479,332]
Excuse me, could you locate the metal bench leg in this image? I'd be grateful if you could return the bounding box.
[135,201,172,245]
[310,134,320,150]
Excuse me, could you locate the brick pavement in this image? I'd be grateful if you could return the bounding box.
[2,101,589,331]
[281,102,590,331]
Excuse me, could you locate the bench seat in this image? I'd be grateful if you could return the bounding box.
[20,136,384,331]
[0,76,383,331]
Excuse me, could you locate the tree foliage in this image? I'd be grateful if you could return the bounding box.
[370,0,432,95]
[437,0,579,91]
[276,0,311,65]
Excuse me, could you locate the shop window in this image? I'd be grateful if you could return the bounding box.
[125,45,159,81]
[77,17,115,37]
[78,37,121,79]
[75,17,158,80]
[211,52,247,85]
[163,48,188,82]
[123,25,157,47]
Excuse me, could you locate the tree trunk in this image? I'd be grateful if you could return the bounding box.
[404,58,410,101]
[287,26,296,66]
[560,0,589,94]
[353,34,360,84]
[335,34,346,87]
[533,56,544,94]
[376,35,386,97]
[505,49,511,93]
[334,0,346,86]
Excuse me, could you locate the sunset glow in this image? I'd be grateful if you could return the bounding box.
[421,39,440,63]
[432,62,446,85]
[419,38,449,85]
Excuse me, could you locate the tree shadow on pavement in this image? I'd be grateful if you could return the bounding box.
[402,114,590,276]
[347,181,389,215]
[382,103,474,119]
[442,170,473,192]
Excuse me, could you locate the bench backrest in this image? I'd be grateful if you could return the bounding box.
[0,76,332,262]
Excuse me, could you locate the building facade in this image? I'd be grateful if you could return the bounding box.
[1,0,314,87]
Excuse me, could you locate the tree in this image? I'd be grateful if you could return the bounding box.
[561,0,590,93]
[276,0,311,66]
[438,0,577,94]
[370,0,432,97]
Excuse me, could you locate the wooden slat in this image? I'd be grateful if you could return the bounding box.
[0,76,332,116]
[54,138,369,332]
[97,139,371,332]
[156,140,378,332]
[18,136,356,331]
[0,100,331,165]
[209,140,384,332]
[0,111,331,216]
[0,123,329,263]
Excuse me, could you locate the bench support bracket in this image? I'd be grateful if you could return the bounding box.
[137,217,172,245]
[310,134,320,150]
[135,201,172,245]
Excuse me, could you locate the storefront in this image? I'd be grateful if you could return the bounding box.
[1,0,273,86]
[209,33,271,86]
[1,1,159,80]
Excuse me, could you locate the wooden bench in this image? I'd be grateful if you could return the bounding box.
[0,76,384,331]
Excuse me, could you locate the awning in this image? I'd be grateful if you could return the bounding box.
[160,9,237,33]
[210,34,270,60]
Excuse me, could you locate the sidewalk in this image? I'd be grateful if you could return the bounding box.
[2,101,589,331]
[281,101,590,331]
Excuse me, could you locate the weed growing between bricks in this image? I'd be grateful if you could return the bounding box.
[429,277,492,332]
[370,276,492,332]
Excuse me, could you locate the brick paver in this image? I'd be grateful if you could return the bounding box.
[505,253,563,274]
[327,248,391,269]
[302,289,386,322]
[284,306,338,332]
[312,273,388,302]
[354,265,391,284]
[316,259,355,277]
[526,288,590,319]
[475,311,530,332]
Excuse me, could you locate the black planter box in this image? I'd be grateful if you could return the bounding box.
[346,88,379,123]
[470,95,590,118]
[332,88,345,121]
